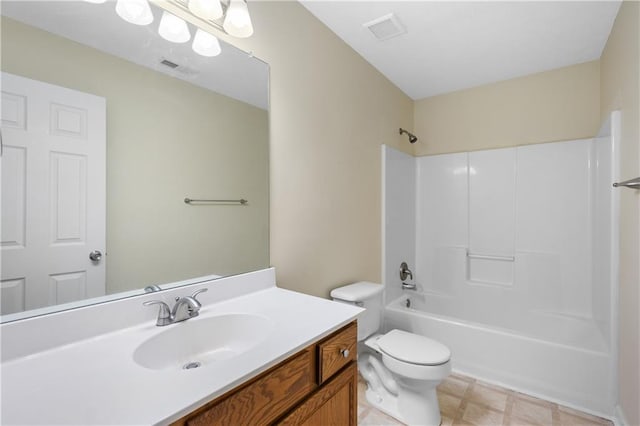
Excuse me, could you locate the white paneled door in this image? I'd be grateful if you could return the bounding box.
[1,72,106,315]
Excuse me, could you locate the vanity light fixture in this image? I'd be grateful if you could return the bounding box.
[192,29,222,57]
[161,0,255,39]
[159,10,191,43]
[87,0,252,57]
[223,0,254,38]
[188,0,223,21]
[115,0,154,26]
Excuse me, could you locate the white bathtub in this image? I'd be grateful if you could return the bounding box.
[384,294,616,418]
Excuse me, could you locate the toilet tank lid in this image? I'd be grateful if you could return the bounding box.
[330,282,383,302]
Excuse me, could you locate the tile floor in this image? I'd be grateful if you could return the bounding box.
[357,373,613,426]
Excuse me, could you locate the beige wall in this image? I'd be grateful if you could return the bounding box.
[600,1,640,424]
[211,2,414,297]
[413,61,601,156]
[1,18,269,294]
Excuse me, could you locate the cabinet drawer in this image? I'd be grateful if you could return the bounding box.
[183,348,316,426]
[317,322,357,384]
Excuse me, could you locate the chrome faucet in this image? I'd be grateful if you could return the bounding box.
[143,288,208,326]
[399,262,413,281]
[402,282,417,291]
[400,262,416,290]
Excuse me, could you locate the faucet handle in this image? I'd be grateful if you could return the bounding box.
[399,262,413,281]
[191,287,208,301]
[143,300,172,326]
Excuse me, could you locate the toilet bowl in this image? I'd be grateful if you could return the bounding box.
[363,331,451,425]
[331,282,451,426]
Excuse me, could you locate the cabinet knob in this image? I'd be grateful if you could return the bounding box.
[340,349,350,358]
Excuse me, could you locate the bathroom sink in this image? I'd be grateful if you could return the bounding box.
[133,313,275,371]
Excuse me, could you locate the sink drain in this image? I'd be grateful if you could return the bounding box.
[183,361,201,370]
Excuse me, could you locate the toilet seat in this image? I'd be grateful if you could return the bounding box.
[376,329,450,366]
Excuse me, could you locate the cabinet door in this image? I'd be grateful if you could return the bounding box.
[277,362,357,426]
[179,348,316,426]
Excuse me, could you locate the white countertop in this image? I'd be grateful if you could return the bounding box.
[1,283,362,425]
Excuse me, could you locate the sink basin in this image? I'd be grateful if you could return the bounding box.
[133,314,275,371]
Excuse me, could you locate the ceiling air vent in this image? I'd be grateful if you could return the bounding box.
[158,58,199,77]
[160,58,179,69]
[363,13,406,41]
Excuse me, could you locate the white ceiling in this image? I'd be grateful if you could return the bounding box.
[2,0,269,110]
[300,1,622,99]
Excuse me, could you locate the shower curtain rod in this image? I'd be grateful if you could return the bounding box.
[612,177,640,189]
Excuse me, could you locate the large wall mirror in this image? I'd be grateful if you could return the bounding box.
[0,1,270,322]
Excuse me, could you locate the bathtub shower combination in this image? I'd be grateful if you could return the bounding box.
[381,113,620,418]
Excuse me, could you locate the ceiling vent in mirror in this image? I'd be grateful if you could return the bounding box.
[159,58,199,77]
[363,13,406,41]
[160,58,179,68]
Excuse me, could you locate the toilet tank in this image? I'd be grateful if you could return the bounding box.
[330,282,383,341]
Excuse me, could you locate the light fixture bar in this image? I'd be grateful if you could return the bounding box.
[149,0,227,36]
[150,0,253,39]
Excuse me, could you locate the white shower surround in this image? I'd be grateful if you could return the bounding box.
[381,113,619,417]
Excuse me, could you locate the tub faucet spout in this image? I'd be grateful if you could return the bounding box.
[402,282,417,291]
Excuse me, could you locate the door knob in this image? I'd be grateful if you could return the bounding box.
[89,250,103,262]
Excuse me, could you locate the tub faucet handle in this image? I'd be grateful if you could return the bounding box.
[399,262,413,281]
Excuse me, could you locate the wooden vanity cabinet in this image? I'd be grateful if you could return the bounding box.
[277,362,357,425]
[171,321,358,426]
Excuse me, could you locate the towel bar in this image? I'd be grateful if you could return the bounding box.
[184,198,248,205]
[467,251,515,262]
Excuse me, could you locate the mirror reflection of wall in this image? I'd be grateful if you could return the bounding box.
[0,1,269,320]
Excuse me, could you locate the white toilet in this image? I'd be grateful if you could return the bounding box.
[331,281,451,426]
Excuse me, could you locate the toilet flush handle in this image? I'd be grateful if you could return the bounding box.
[341,349,350,358]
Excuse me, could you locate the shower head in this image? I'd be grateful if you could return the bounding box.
[399,128,418,144]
